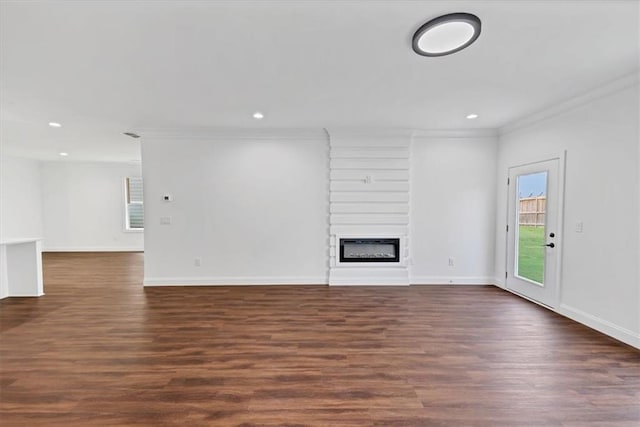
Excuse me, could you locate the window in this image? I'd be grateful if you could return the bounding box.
[125,177,144,230]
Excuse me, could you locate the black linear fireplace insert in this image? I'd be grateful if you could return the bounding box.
[339,238,400,263]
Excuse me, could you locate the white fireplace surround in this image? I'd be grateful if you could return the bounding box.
[328,129,412,285]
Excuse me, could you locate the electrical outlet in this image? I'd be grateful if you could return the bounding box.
[448,257,454,267]
[194,257,201,267]
[160,216,171,225]
[575,221,583,233]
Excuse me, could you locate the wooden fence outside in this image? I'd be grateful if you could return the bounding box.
[519,196,546,226]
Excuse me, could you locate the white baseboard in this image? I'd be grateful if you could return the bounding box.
[493,277,506,288]
[557,303,640,349]
[329,267,410,286]
[410,276,494,285]
[329,278,409,286]
[495,285,639,349]
[2,292,45,298]
[44,247,144,252]
[146,276,493,286]
[144,276,328,286]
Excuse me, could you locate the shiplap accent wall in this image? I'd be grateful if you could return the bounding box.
[328,130,412,285]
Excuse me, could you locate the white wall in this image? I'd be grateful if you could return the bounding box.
[142,133,329,285]
[0,155,43,240]
[411,133,498,284]
[41,162,144,251]
[142,130,500,287]
[495,82,640,348]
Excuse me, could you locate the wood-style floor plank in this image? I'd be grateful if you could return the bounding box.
[1,252,638,426]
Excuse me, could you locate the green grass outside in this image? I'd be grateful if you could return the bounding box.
[517,225,545,284]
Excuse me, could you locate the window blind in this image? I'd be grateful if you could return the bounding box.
[126,177,144,229]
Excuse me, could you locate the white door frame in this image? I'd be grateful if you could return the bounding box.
[503,152,566,309]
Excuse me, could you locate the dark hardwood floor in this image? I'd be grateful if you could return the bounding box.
[1,252,638,426]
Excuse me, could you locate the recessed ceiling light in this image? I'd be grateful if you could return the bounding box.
[253,112,264,120]
[466,113,478,119]
[49,122,62,128]
[59,152,68,156]
[413,13,481,57]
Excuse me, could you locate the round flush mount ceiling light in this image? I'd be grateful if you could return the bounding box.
[412,13,481,57]
[49,122,62,128]
[59,152,69,157]
[253,112,264,120]
[466,113,478,119]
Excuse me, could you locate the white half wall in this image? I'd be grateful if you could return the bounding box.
[410,132,498,284]
[0,155,44,241]
[142,131,329,285]
[40,162,144,251]
[495,81,640,348]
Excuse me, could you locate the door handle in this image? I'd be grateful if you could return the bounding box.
[544,243,555,248]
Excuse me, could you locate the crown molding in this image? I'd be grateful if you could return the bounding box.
[327,127,498,140]
[500,70,640,136]
[137,127,329,141]
[412,128,498,139]
[138,127,498,142]
[325,127,416,139]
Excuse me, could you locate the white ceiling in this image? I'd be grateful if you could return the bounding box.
[1,0,638,162]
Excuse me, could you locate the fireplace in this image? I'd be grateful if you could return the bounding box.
[339,238,400,263]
